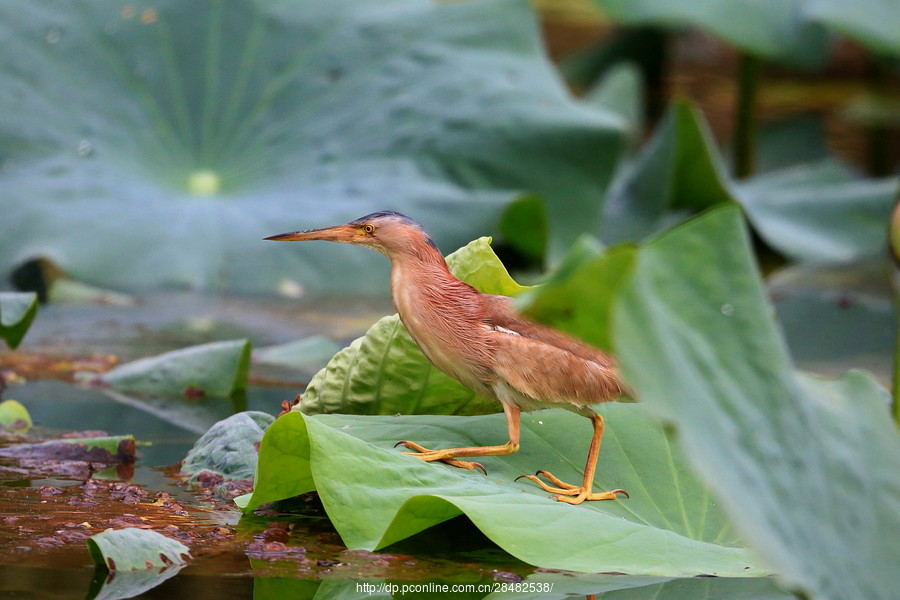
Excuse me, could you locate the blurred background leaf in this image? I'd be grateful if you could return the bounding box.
[98,339,251,399]
[614,206,900,599]
[0,0,627,294]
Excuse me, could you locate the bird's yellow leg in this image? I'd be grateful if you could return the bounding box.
[516,412,628,504]
[396,404,520,474]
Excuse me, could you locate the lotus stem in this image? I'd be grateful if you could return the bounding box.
[733,53,761,180]
[891,198,900,425]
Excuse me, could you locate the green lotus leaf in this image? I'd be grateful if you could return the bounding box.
[600,101,735,245]
[298,237,523,416]
[735,161,899,263]
[0,0,626,293]
[614,205,900,599]
[99,339,251,399]
[599,100,898,265]
[86,527,190,571]
[518,243,637,352]
[0,292,38,349]
[238,405,767,577]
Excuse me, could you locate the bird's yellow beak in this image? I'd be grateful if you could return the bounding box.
[264,224,360,243]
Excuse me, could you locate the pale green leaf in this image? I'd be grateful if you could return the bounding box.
[239,405,768,577]
[614,205,900,599]
[0,399,32,433]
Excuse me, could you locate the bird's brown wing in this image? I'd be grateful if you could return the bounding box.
[482,295,625,408]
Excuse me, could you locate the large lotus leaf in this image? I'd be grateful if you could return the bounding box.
[0,292,38,349]
[99,339,251,399]
[613,206,900,599]
[590,0,827,67]
[600,101,734,245]
[735,161,899,263]
[298,237,524,416]
[0,0,626,293]
[238,404,768,577]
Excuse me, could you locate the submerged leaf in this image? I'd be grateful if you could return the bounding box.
[239,405,767,577]
[0,435,135,463]
[86,528,190,572]
[0,292,38,349]
[99,339,251,399]
[614,206,900,599]
[298,237,522,416]
[181,411,274,482]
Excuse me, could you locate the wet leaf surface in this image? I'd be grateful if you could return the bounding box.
[181,411,274,490]
[240,406,766,577]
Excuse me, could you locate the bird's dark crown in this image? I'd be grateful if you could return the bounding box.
[351,211,439,251]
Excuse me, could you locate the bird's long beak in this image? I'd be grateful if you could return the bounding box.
[264,224,358,243]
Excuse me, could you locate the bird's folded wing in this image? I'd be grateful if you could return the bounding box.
[489,323,624,408]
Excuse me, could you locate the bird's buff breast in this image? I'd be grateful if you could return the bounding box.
[391,275,493,395]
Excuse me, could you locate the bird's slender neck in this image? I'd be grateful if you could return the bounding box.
[382,231,450,274]
[386,236,472,332]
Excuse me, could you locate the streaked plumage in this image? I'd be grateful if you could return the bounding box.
[266,211,627,504]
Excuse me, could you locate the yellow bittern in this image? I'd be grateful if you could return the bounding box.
[266,211,627,505]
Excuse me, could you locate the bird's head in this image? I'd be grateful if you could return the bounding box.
[265,210,439,258]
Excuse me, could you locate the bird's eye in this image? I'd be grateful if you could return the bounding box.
[363,224,375,234]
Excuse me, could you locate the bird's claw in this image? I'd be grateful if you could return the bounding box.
[516,470,627,504]
[394,440,488,475]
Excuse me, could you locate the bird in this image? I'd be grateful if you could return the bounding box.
[265,211,628,505]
